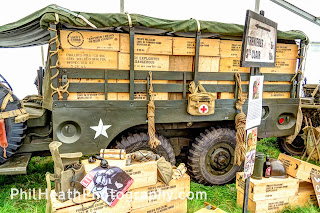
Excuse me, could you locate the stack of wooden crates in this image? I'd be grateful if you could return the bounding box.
[50,157,190,213]
[58,30,299,101]
[236,153,319,213]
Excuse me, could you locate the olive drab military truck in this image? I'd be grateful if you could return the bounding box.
[0,5,308,185]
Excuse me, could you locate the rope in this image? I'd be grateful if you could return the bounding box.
[48,27,69,100]
[147,71,161,149]
[234,73,247,166]
[125,12,133,28]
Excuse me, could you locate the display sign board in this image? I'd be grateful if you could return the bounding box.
[311,174,320,207]
[243,127,258,180]
[240,10,277,67]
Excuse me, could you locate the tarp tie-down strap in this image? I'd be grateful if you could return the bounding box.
[1,91,13,112]
[234,73,247,166]
[147,71,161,149]
[48,27,70,100]
[55,13,60,24]
[126,12,133,28]
[0,108,29,122]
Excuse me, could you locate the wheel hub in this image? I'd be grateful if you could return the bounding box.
[210,148,231,170]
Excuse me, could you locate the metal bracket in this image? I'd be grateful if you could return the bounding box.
[129,27,135,100]
[193,31,201,84]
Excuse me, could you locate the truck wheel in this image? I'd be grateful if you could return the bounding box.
[115,132,176,165]
[0,85,27,165]
[278,136,304,156]
[188,127,241,185]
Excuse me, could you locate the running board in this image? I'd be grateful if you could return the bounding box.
[0,153,32,175]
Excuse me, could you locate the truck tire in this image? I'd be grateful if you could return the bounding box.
[188,127,241,185]
[115,132,176,165]
[278,136,304,156]
[0,85,27,165]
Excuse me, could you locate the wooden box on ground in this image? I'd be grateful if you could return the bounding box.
[131,198,187,213]
[236,172,299,201]
[118,53,169,71]
[219,58,250,73]
[130,174,190,210]
[58,49,118,69]
[81,159,158,189]
[297,181,317,206]
[278,153,320,183]
[60,30,120,51]
[237,190,296,213]
[50,191,130,213]
[120,34,173,55]
[173,38,220,56]
[260,59,297,74]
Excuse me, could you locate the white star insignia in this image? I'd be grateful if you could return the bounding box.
[90,119,111,139]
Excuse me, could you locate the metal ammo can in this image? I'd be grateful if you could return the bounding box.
[252,152,265,179]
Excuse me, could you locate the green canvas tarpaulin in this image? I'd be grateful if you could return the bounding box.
[0,4,308,48]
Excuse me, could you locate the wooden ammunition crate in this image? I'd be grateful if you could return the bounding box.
[219,40,242,58]
[297,181,317,206]
[199,56,220,72]
[120,34,173,55]
[81,160,158,189]
[118,53,169,71]
[236,172,299,201]
[169,56,194,71]
[237,190,296,213]
[130,174,190,210]
[58,49,118,69]
[219,58,250,73]
[276,43,299,59]
[218,92,248,99]
[260,59,297,74]
[278,153,320,183]
[60,30,120,51]
[50,191,131,213]
[263,92,290,99]
[173,37,220,56]
[131,198,187,213]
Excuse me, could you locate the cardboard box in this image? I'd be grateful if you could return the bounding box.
[199,56,220,72]
[173,37,220,56]
[50,191,130,213]
[263,92,290,99]
[236,172,299,201]
[220,40,242,58]
[276,43,299,59]
[219,58,250,73]
[118,53,169,71]
[81,160,158,189]
[260,59,297,74]
[169,56,194,71]
[60,30,120,51]
[120,34,173,55]
[237,190,296,213]
[130,174,190,210]
[278,153,320,183]
[58,49,118,69]
[131,198,187,213]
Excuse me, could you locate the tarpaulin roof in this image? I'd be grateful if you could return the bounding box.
[0,4,309,48]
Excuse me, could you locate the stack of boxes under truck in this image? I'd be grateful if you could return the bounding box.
[236,153,319,213]
[50,157,190,213]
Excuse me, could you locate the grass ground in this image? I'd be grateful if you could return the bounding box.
[0,138,319,213]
